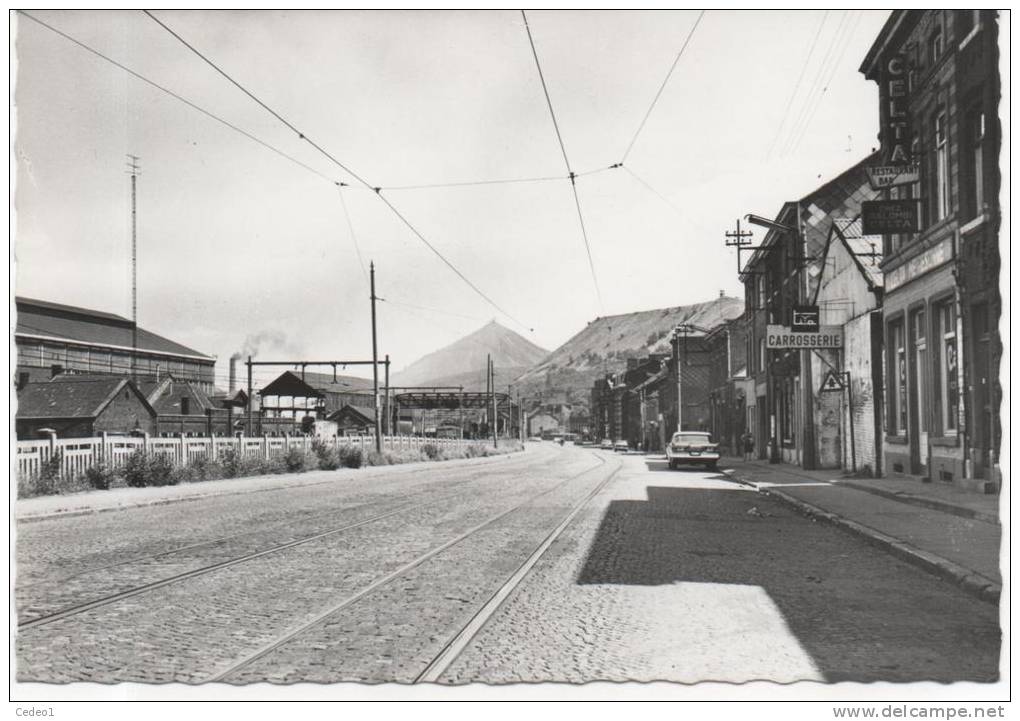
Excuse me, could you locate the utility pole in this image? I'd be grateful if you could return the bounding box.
[246,355,253,436]
[485,354,491,430]
[491,358,498,448]
[127,154,141,381]
[383,354,390,436]
[370,262,382,453]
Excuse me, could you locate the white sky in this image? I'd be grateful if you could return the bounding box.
[12,9,892,389]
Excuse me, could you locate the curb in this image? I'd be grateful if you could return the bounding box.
[836,480,1000,525]
[16,447,529,524]
[723,467,1001,605]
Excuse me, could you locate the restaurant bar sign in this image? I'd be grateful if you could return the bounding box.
[866,164,920,189]
[767,325,843,349]
[861,199,920,235]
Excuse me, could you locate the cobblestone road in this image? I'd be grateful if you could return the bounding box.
[15,446,1000,685]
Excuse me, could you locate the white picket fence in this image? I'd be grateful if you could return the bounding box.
[16,434,492,482]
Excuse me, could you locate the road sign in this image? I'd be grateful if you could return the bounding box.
[820,370,846,393]
[791,305,820,333]
[866,164,920,189]
[861,199,920,235]
[766,325,843,349]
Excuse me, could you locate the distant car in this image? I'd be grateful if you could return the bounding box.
[599,439,614,450]
[666,431,720,470]
[528,436,542,442]
[613,439,629,453]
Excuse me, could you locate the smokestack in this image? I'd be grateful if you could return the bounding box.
[229,354,240,394]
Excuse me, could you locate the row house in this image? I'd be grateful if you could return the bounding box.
[741,154,880,467]
[860,10,1001,489]
[706,317,749,456]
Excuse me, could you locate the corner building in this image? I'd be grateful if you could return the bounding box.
[860,11,1001,488]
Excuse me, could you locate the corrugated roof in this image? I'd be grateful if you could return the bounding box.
[328,404,377,423]
[299,371,377,394]
[17,377,128,419]
[15,296,214,360]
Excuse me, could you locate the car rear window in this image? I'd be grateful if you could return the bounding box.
[672,433,713,444]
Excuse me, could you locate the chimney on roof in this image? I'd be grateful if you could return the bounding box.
[229,355,239,393]
[719,290,724,298]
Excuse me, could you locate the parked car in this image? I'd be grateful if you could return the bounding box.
[528,436,543,442]
[666,431,720,470]
[599,439,614,450]
[613,439,629,453]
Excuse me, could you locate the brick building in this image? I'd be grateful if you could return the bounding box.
[706,317,749,456]
[860,11,1001,488]
[14,297,215,393]
[16,376,156,439]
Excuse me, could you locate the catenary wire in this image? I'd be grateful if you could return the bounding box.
[786,11,864,155]
[520,9,603,313]
[337,188,369,285]
[16,11,347,187]
[143,10,532,334]
[765,10,829,161]
[620,10,706,164]
[779,10,852,157]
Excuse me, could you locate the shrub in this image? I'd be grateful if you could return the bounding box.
[338,444,363,469]
[84,461,117,491]
[422,443,442,461]
[282,446,310,473]
[188,456,225,482]
[33,450,64,496]
[311,438,340,471]
[123,449,150,488]
[122,450,177,487]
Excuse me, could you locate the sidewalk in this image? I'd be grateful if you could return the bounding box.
[720,457,1003,603]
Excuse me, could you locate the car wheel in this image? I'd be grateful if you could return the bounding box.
[707,462,718,471]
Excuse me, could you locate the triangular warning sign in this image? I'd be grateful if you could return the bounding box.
[820,370,845,392]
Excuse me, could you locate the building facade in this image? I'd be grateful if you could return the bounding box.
[861,10,1001,488]
[15,297,216,393]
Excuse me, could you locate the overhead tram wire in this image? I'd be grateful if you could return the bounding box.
[521,9,603,314]
[337,187,369,285]
[786,11,864,156]
[16,11,349,188]
[779,10,853,157]
[621,166,717,239]
[764,10,829,161]
[619,10,706,165]
[143,10,533,335]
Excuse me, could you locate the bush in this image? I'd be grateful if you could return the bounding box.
[84,461,117,491]
[338,444,363,469]
[122,450,177,487]
[311,438,340,471]
[34,450,64,496]
[422,443,442,461]
[188,455,225,483]
[282,446,311,473]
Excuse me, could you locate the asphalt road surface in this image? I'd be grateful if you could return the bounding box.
[15,444,1000,684]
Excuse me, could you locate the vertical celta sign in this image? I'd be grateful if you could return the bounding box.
[882,53,911,165]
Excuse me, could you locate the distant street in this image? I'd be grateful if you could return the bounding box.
[16,444,999,684]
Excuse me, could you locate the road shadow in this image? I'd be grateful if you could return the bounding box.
[643,458,722,474]
[576,485,1000,683]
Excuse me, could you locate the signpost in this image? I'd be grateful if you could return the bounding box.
[866,164,920,189]
[861,199,920,235]
[791,305,820,333]
[820,370,846,392]
[766,325,843,350]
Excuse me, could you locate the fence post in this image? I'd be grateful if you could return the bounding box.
[142,432,150,456]
[99,431,108,465]
[264,432,270,460]
[179,432,186,466]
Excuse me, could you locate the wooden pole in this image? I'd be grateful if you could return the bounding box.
[370,262,382,453]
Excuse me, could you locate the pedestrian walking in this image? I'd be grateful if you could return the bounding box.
[741,431,754,461]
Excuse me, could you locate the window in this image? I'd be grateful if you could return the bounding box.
[930,28,944,65]
[181,397,190,415]
[932,301,959,433]
[963,105,987,220]
[912,309,928,433]
[759,338,766,373]
[889,321,906,435]
[933,112,950,222]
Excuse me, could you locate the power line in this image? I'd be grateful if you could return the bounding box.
[16,11,347,187]
[780,10,852,157]
[620,10,706,164]
[521,10,573,176]
[378,298,487,322]
[337,188,369,285]
[622,165,716,238]
[765,10,829,161]
[383,174,563,191]
[787,11,864,155]
[143,10,532,335]
[520,9,603,313]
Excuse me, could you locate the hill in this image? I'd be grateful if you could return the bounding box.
[392,320,549,392]
[512,295,744,405]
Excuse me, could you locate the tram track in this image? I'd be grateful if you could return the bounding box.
[17,448,556,593]
[16,448,586,632]
[209,451,621,683]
